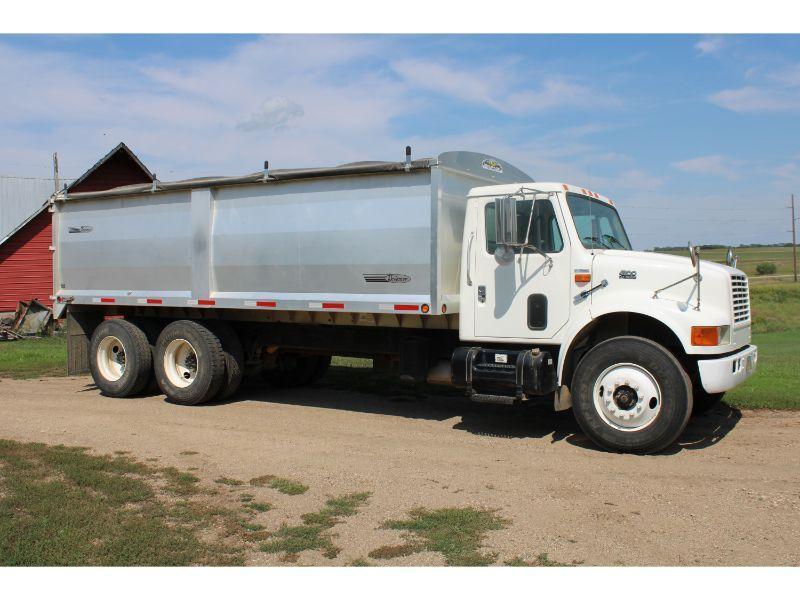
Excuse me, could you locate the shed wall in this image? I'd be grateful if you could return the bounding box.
[0,209,53,312]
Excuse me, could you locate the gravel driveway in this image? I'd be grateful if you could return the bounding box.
[1,376,798,566]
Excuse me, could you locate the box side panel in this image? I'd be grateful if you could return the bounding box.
[211,172,433,307]
[57,192,192,299]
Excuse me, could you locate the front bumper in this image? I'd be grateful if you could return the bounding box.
[697,345,758,394]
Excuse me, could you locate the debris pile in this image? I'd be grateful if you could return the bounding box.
[0,299,54,341]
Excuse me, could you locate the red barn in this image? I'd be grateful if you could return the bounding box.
[0,143,153,315]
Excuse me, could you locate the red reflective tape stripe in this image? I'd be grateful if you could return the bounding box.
[146,299,162,305]
[198,299,215,306]
[256,301,276,308]
[322,302,344,310]
[394,304,419,311]
[100,297,115,303]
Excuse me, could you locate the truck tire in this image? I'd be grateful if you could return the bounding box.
[154,320,225,405]
[89,319,153,398]
[692,389,725,414]
[129,318,162,394]
[207,321,244,400]
[262,354,326,388]
[571,336,693,453]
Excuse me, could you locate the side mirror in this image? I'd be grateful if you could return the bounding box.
[688,241,698,267]
[495,195,517,247]
[726,247,738,268]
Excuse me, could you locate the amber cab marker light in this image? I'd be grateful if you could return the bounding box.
[574,273,591,283]
[691,326,720,346]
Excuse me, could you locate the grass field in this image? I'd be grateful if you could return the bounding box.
[661,246,797,282]
[1,285,797,410]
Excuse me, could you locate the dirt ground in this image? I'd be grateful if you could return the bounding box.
[1,375,798,566]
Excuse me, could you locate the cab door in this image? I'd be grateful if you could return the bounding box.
[472,195,571,340]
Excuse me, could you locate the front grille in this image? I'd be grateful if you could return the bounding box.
[731,274,750,324]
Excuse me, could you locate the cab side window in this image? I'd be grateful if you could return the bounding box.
[485,199,564,254]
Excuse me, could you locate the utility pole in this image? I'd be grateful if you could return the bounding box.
[53,152,60,194]
[792,193,798,283]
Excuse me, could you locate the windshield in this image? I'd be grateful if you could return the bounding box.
[567,193,632,250]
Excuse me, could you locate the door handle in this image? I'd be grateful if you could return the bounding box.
[466,231,475,286]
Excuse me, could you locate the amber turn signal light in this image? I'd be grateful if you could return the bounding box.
[691,326,720,346]
[574,273,591,283]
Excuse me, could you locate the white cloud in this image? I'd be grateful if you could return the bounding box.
[709,86,800,113]
[236,97,304,132]
[709,61,800,113]
[695,36,726,55]
[391,58,619,116]
[672,155,740,180]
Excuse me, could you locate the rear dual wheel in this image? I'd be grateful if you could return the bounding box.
[89,319,153,397]
[90,318,244,405]
[155,320,230,405]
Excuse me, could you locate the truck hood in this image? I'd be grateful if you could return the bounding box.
[595,249,740,279]
[590,249,742,323]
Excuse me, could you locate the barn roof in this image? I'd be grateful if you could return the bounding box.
[66,142,154,193]
[0,177,58,246]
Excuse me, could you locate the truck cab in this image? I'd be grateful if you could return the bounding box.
[455,182,757,452]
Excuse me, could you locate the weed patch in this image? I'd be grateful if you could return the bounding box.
[259,492,370,561]
[382,507,508,566]
[504,553,568,566]
[249,475,308,495]
[214,477,244,487]
[368,542,421,560]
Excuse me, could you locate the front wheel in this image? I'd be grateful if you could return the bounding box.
[571,336,693,453]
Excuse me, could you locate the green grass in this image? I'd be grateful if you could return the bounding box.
[259,492,370,561]
[0,335,66,379]
[0,439,243,566]
[381,507,509,566]
[725,330,799,410]
[249,475,308,495]
[749,284,800,333]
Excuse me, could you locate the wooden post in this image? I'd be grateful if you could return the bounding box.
[792,193,797,283]
[53,152,60,193]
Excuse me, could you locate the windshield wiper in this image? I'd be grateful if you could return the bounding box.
[603,234,627,249]
[583,235,611,249]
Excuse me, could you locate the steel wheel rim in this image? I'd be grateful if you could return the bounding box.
[592,362,662,431]
[97,336,126,382]
[164,338,198,388]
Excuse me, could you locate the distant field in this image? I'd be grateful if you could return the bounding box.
[660,246,797,283]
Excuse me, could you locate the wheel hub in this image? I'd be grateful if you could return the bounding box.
[164,338,199,388]
[96,336,126,382]
[612,384,638,410]
[593,363,662,431]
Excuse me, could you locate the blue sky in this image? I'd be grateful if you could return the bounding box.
[1,34,798,248]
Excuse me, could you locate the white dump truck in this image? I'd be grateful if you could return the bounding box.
[51,149,757,453]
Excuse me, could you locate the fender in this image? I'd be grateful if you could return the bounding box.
[554,288,718,393]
